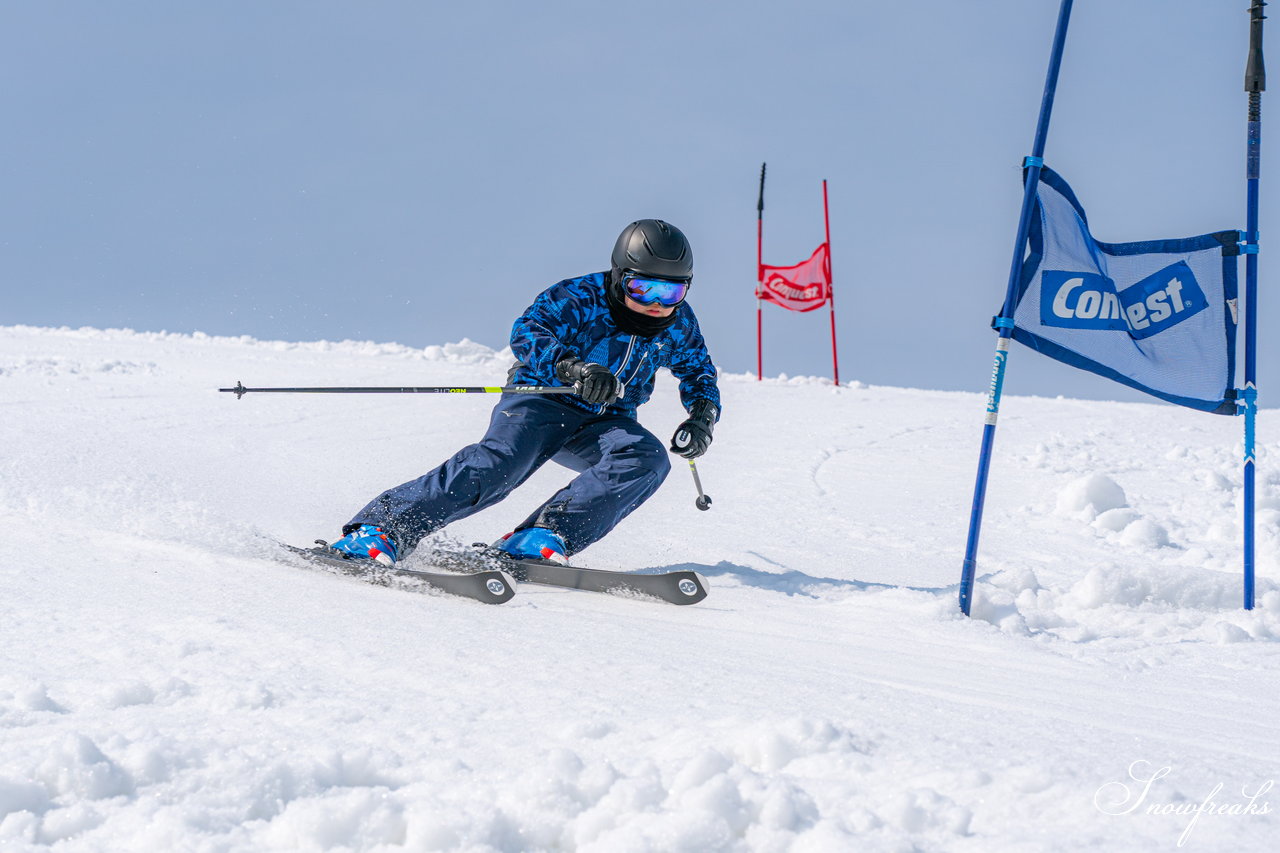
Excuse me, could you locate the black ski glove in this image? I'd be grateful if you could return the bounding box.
[670,400,718,459]
[556,357,622,405]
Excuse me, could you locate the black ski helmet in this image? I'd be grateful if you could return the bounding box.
[611,219,693,282]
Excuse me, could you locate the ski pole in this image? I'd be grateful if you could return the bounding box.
[219,381,576,399]
[688,460,712,511]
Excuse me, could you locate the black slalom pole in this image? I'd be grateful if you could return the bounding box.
[219,381,575,399]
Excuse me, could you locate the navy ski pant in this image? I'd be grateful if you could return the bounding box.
[346,394,671,556]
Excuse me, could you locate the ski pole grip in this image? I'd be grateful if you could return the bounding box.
[1247,0,1267,94]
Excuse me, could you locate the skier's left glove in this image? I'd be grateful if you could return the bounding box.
[670,400,718,459]
[556,357,622,405]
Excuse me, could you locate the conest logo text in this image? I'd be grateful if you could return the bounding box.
[1040,262,1208,340]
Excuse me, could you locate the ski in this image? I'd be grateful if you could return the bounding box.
[498,555,709,605]
[281,542,516,605]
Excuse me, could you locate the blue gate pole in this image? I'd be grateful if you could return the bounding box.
[959,0,1075,616]
[1243,0,1266,611]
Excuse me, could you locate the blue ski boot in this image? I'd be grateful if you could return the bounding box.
[495,527,568,565]
[330,524,399,566]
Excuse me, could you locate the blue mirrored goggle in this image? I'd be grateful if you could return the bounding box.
[621,273,690,306]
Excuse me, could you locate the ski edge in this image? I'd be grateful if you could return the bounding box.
[280,543,516,605]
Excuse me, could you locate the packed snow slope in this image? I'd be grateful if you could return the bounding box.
[2,325,1278,853]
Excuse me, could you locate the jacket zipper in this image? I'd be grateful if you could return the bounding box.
[602,335,638,413]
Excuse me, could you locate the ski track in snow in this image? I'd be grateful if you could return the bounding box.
[1,325,1278,852]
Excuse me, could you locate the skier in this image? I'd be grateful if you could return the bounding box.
[328,219,721,567]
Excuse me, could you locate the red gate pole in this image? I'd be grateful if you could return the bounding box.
[824,179,840,386]
[756,162,767,381]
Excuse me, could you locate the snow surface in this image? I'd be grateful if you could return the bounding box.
[1,325,1278,852]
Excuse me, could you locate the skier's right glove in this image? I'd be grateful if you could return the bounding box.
[556,357,622,405]
[670,400,718,459]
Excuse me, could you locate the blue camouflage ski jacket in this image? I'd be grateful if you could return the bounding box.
[509,272,721,419]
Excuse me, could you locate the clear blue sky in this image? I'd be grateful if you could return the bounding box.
[1,1,1270,405]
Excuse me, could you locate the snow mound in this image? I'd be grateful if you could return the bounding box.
[970,564,1280,645]
[1056,473,1128,519]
